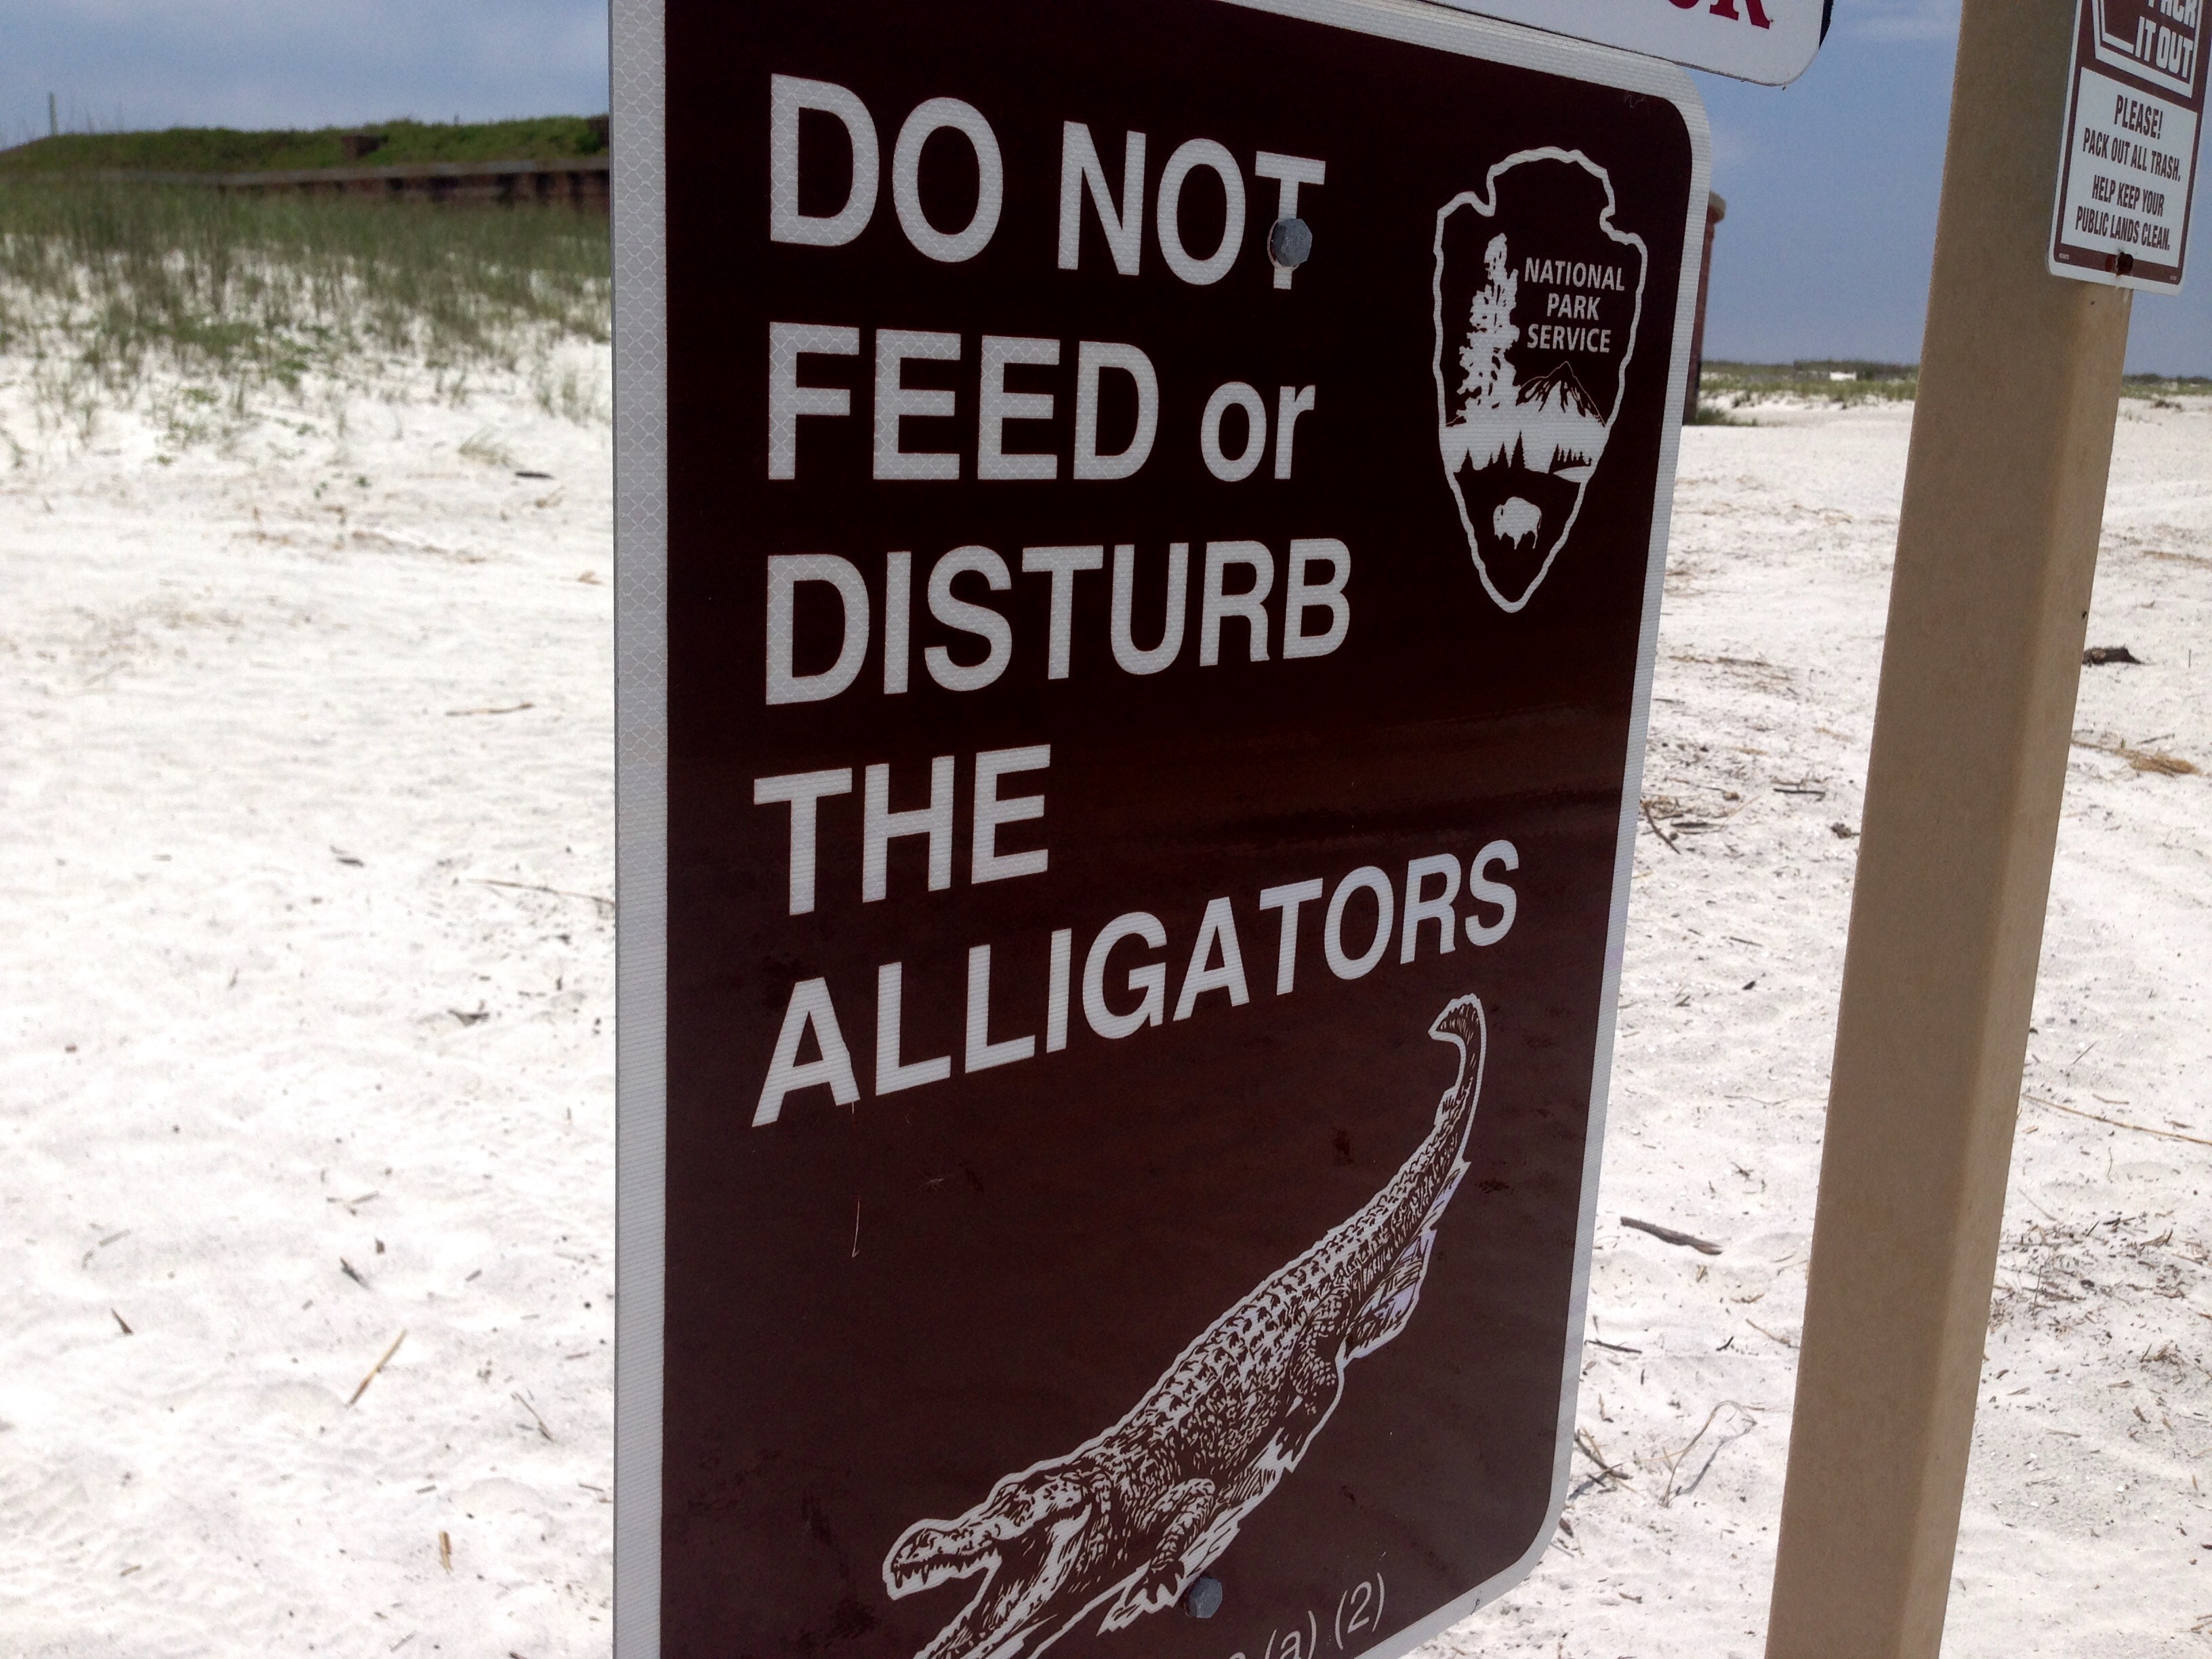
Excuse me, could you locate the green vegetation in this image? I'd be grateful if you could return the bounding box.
[1697,363,2209,414]
[2121,372,2212,405]
[0,116,608,177]
[1686,398,1755,426]
[0,177,611,445]
[1698,360,1920,412]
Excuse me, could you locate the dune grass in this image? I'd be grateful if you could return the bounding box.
[1699,361,2210,414]
[0,177,611,446]
[2122,372,2212,406]
[0,117,609,176]
[1698,360,1920,412]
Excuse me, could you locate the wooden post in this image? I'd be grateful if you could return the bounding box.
[1763,0,2131,1654]
[1683,192,1725,424]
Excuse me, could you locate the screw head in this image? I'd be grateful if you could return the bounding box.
[1181,1576,1225,1619]
[1268,217,1313,270]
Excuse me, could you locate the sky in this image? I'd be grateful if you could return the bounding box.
[1692,0,2210,373]
[0,0,2203,372]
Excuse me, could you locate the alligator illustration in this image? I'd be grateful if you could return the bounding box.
[882,995,1490,1659]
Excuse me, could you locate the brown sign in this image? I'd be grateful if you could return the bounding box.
[611,1,1708,1655]
[2051,0,2203,287]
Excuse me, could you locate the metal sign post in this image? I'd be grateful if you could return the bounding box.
[611,1,1710,1654]
[1763,0,2133,1652]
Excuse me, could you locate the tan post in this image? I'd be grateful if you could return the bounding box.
[1682,192,1726,424]
[1762,0,2132,1654]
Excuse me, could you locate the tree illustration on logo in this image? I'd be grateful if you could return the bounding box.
[1433,149,1647,612]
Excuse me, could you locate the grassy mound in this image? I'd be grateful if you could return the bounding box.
[0,117,608,177]
[2123,372,2212,405]
[1696,363,2209,416]
[0,178,611,444]
[1700,360,1921,407]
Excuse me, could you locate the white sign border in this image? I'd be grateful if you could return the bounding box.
[608,3,1711,1655]
[610,0,669,1650]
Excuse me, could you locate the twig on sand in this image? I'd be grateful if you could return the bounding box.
[1574,1428,1633,1486]
[1589,1337,1643,1355]
[348,1329,407,1406]
[1746,1319,1797,1349]
[1622,1216,1722,1255]
[445,701,533,717]
[469,877,614,915]
[1662,1400,1758,1504]
[112,1309,133,1335]
[1641,800,1681,853]
[2024,1093,2212,1149]
[438,1531,452,1572]
[340,1258,371,1289]
[2072,731,2199,775]
[512,1391,554,1441]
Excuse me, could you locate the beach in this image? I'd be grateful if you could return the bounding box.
[3,370,2208,1657]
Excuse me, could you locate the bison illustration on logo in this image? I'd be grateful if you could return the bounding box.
[1434,148,1647,612]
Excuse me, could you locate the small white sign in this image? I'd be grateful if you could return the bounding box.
[1429,0,1826,85]
[2051,0,2204,288]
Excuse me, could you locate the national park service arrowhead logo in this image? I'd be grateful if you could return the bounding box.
[1433,149,1647,613]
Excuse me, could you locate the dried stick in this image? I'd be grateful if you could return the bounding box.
[470,877,614,912]
[1574,1428,1633,1485]
[349,1329,407,1406]
[1662,1399,1757,1505]
[1622,1215,1723,1255]
[512,1391,554,1441]
[2024,1092,2212,1149]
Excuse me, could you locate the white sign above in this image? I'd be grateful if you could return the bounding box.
[1429,0,1828,85]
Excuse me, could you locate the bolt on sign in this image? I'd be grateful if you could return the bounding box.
[1429,0,1828,84]
[608,1,1708,1656]
[2051,0,2204,287]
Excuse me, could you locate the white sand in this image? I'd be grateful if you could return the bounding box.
[0,371,618,1658]
[2,371,2207,1658]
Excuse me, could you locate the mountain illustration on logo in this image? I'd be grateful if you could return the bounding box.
[1433,149,1647,612]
